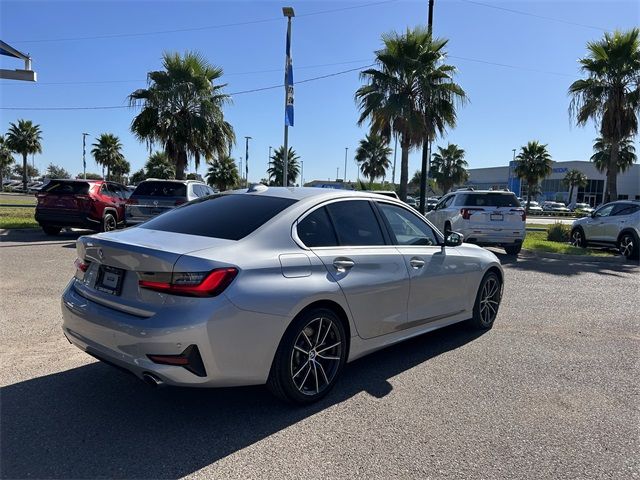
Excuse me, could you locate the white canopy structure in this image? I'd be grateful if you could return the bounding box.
[0,40,36,81]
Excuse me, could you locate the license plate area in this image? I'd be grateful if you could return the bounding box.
[490,213,504,221]
[95,265,125,295]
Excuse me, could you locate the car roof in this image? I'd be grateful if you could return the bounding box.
[141,179,204,184]
[227,185,402,202]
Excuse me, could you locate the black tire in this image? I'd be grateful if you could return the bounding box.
[504,244,522,256]
[570,227,586,248]
[618,232,639,261]
[267,307,347,405]
[42,225,61,236]
[101,212,117,232]
[469,271,502,330]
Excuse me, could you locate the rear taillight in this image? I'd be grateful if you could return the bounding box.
[74,258,90,272]
[460,208,483,220]
[126,198,138,205]
[512,208,526,221]
[139,268,238,297]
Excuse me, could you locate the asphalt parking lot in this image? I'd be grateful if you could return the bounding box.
[1,229,638,479]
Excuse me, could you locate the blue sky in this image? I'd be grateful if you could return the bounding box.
[1,0,638,184]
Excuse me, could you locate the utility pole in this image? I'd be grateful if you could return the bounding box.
[282,7,295,186]
[301,160,304,186]
[267,146,272,184]
[392,135,397,185]
[336,167,339,180]
[82,133,89,180]
[244,136,252,187]
[419,0,435,214]
[344,147,348,182]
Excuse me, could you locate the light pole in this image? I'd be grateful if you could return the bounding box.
[344,147,348,183]
[300,160,304,186]
[82,133,89,180]
[336,167,339,180]
[244,136,252,187]
[282,6,295,186]
[267,146,273,184]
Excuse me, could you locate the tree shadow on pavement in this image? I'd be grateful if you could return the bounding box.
[0,322,484,479]
[495,252,639,278]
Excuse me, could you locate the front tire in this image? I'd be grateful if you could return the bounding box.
[41,225,61,236]
[469,271,502,330]
[267,308,347,404]
[570,227,586,248]
[504,244,522,256]
[618,232,639,261]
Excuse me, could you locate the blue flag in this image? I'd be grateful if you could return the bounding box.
[285,27,294,127]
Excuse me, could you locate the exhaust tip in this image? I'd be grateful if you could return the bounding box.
[142,372,164,388]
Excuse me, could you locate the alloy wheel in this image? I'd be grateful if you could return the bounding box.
[620,235,634,258]
[479,277,500,326]
[571,230,583,247]
[290,317,343,396]
[104,215,116,232]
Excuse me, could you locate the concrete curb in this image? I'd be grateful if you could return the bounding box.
[0,228,39,235]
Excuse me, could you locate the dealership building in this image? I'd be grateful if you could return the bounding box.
[465,160,640,206]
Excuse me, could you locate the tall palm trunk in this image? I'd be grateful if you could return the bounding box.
[399,139,410,201]
[175,150,188,180]
[22,153,28,192]
[526,182,532,212]
[568,184,574,205]
[106,165,111,181]
[606,138,619,202]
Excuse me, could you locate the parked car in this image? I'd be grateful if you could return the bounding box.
[372,190,400,200]
[425,189,526,255]
[405,196,417,207]
[125,179,215,226]
[569,202,594,215]
[525,201,543,214]
[35,179,128,235]
[570,200,640,260]
[542,201,571,213]
[61,187,504,404]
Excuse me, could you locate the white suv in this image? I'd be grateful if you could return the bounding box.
[425,189,526,255]
[570,200,640,260]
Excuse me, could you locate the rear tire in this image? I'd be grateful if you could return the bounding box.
[469,271,502,330]
[267,308,347,405]
[42,225,61,236]
[618,232,639,261]
[504,244,522,256]
[101,213,117,232]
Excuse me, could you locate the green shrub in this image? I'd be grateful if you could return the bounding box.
[547,222,571,242]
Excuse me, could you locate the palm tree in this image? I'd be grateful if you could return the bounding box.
[206,155,239,191]
[430,143,469,194]
[268,146,300,186]
[145,151,175,179]
[356,27,466,202]
[590,136,637,176]
[0,135,15,191]
[129,51,235,180]
[514,141,553,211]
[5,119,43,192]
[569,28,640,202]
[563,169,588,204]
[91,133,124,181]
[111,158,131,183]
[355,134,392,185]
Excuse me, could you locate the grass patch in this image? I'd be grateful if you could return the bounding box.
[523,230,613,256]
[0,206,38,229]
[0,194,37,205]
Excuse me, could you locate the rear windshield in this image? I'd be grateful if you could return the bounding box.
[133,181,187,197]
[140,194,297,240]
[456,193,520,207]
[42,180,91,195]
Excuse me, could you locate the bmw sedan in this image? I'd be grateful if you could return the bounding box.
[61,186,504,404]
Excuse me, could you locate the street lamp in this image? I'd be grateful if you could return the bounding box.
[300,160,304,186]
[282,6,295,186]
[344,147,348,183]
[267,146,273,185]
[0,40,36,82]
[244,136,252,187]
[82,133,90,179]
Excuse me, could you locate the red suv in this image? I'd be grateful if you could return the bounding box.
[35,179,128,235]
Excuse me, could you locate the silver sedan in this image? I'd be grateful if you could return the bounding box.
[61,187,504,404]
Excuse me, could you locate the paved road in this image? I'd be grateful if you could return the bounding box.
[1,229,638,479]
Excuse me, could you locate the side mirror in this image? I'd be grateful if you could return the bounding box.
[444,231,463,247]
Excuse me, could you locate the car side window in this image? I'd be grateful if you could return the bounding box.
[192,185,203,197]
[435,195,450,210]
[377,203,439,246]
[325,200,386,246]
[594,204,615,217]
[297,207,338,247]
[612,204,639,216]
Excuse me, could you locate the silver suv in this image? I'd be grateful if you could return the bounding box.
[570,200,640,260]
[125,179,215,226]
[425,189,526,255]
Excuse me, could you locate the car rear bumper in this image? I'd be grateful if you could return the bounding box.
[460,228,525,247]
[35,209,99,229]
[61,279,289,388]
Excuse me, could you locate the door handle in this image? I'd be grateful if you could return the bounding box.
[409,257,425,269]
[333,258,355,272]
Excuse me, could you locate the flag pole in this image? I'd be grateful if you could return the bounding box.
[282,7,295,187]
